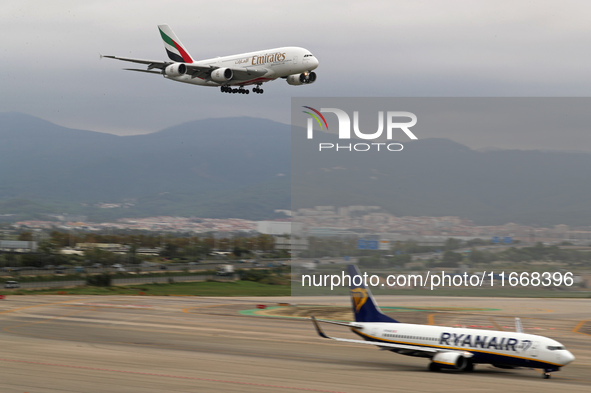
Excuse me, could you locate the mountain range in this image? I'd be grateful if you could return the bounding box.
[2,112,591,226]
[0,113,290,221]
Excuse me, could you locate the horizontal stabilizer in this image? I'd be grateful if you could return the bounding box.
[313,318,364,329]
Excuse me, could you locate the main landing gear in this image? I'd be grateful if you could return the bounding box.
[219,85,264,94]
[221,86,249,94]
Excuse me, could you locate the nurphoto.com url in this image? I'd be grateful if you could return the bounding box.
[301,271,575,291]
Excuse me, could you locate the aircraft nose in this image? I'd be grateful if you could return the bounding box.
[561,351,575,365]
[311,57,319,69]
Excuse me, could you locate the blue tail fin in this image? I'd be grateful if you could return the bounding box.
[348,265,398,323]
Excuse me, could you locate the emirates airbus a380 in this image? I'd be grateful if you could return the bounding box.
[103,24,319,94]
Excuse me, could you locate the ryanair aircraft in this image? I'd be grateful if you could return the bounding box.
[311,265,575,379]
[103,25,318,94]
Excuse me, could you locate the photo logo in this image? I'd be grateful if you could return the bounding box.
[302,106,329,133]
[303,107,418,152]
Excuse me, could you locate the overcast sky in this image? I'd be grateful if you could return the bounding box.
[3,0,591,150]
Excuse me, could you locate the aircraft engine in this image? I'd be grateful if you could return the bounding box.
[431,351,472,370]
[286,72,317,85]
[211,67,233,82]
[164,63,187,77]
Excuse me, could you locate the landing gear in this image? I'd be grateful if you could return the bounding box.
[543,371,551,379]
[220,86,249,94]
[220,84,263,94]
[428,362,440,372]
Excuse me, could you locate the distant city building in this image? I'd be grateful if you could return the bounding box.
[308,227,355,237]
[257,221,302,235]
[273,236,309,254]
[9,207,591,246]
[0,240,38,253]
[75,243,127,253]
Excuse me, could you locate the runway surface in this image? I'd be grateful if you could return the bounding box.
[0,295,589,392]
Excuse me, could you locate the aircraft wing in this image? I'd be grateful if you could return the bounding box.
[102,55,267,81]
[184,64,215,79]
[230,67,268,79]
[310,316,472,357]
[188,66,268,81]
[123,68,162,75]
[166,64,267,81]
[101,55,169,71]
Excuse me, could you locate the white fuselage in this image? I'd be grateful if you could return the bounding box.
[165,46,318,87]
[354,322,575,369]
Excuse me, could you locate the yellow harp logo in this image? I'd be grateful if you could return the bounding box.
[351,287,368,313]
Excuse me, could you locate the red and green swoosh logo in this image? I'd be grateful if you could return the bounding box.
[303,106,328,130]
[159,28,193,63]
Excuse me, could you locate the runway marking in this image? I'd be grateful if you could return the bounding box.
[239,307,313,319]
[77,302,154,308]
[3,308,92,333]
[0,299,86,315]
[427,313,563,332]
[0,358,350,393]
[2,311,338,346]
[572,320,591,336]
[487,317,504,331]
[182,304,231,313]
[382,306,500,312]
[427,313,435,325]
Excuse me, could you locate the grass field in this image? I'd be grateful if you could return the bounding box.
[0,281,291,297]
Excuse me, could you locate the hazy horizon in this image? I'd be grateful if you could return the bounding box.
[5,107,591,154]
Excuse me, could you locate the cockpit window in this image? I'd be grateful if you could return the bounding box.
[304,54,313,58]
[547,346,565,350]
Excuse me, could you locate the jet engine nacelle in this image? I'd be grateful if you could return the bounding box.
[164,63,187,77]
[431,352,472,370]
[211,67,233,82]
[286,72,317,85]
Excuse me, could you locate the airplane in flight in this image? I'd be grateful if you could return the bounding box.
[102,24,319,94]
[311,265,575,379]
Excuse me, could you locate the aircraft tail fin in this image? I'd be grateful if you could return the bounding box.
[158,24,194,63]
[348,265,398,323]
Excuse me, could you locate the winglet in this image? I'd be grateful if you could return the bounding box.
[515,317,524,333]
[311,316,330,339]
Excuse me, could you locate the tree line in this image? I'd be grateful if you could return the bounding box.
[2,231,281,268]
